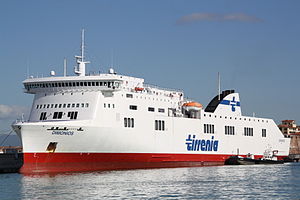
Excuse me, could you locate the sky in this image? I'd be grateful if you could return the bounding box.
[0,0,300,138]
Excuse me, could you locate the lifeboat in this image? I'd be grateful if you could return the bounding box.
[134,87,144,92]
[182,102,202,111]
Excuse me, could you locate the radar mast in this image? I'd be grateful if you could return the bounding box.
[74,29,90,76]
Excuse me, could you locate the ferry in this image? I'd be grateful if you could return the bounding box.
[12,30,290,174]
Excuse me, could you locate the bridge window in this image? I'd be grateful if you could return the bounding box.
[53,112,63,119]
[40,112,47,120]
[68,111,78,120]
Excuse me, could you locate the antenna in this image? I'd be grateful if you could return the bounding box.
[26,66,29,79]
[26,59,30,78]
[218,72,221,101]
[63,58,67,77]
[81,29,85,62]
[74,29,90,76]
[110,49,114,68]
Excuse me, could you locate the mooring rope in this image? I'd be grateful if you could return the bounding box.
[0,130,14,146]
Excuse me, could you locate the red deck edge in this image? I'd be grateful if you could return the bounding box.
[20,152,286,174]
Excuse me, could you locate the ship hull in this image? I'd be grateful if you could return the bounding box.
[20,152,286,174]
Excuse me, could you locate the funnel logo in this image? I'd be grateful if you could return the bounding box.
[220,97,240,112]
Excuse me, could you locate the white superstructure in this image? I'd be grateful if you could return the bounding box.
[12,30,290,174]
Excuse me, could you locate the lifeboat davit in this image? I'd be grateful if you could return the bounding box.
[182,102,202,111]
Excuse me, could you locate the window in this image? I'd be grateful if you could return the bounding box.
[155,120,165,131]
[124,118,134,128]
[40,112,47,120]
[158,108,165,113]
[129,105,137,110]
[204,124,215,134]
[225,126,235,135]
[126,94,133,98]
[244,127,253,136]
[262,129,267,137]
[68,111,78,120]
[53,112,63,119]
[148,107,155,112]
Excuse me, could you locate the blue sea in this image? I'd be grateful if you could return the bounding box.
[1,163,300,200]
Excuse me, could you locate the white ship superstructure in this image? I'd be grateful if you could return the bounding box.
[12,31,290,174]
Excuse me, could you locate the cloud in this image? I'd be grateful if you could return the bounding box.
[0,104,29,120]
[177,13,263,25]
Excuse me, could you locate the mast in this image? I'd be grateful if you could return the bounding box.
[218,72,221,101]
[63,58,67,77]
[74,29,90,76]
[81,29,85,62]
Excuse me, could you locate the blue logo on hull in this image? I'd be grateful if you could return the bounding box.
[185,134,219,152]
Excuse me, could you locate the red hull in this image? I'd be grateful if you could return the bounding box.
[20,153,286,174]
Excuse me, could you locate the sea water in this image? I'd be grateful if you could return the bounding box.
[0,163,300,200]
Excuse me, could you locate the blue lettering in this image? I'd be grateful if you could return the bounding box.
[185,134,193,151]
[52,131,74,136]
[191,135,196,150]
[213,141,219,151]
[185,134,219,152]
[200,140,206,151]
[205,140,211,151]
